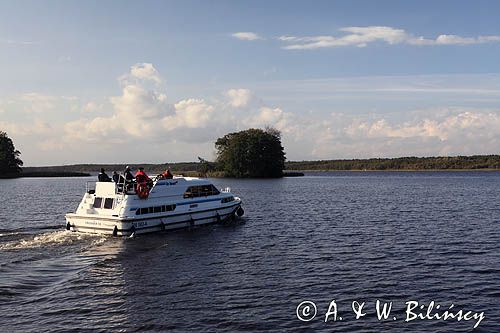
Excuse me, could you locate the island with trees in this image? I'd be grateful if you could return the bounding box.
[215,128,286,178]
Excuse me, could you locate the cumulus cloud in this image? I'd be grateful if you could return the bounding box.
[226,88,253,108]
[231,32,264,41]
[245,107,288,129]
[165,99,215,129]
[21,93,57,113]
[81,102,103,113]
[129,63,162,83]
[66,85,171,142]
[62,65,289,147]
[299,108,500,159]
[278,26,500,49]
[4,63,498,164]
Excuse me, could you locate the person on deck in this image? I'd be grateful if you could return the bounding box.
[98,168,111,182]
[112,171,119,183]
[135,167,151,185]
[124,166,134,182]
[124,166,134,192]
[162,168,173,179]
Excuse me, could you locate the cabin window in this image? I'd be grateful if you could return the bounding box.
[183,185,220,198]
[135,204,177,215]
[93,197,103,208]
[104,198,114,209]
[221,196,235,203]
[211,185,220,195]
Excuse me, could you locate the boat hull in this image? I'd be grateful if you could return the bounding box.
[65,202,242,236]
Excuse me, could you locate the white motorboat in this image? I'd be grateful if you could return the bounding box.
[65,176,244,236]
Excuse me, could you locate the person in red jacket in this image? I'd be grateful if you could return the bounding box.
[135,167,152,198]
[135,167,151,184]
[162,168,173,179]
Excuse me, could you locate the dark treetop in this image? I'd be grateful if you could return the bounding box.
[215,128,286,178]
[0,131,23,177]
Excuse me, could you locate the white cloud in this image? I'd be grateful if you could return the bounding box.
[294,108,500,159]
[4,63,499,164]
[166,99,215,129]
[81,102,103,113]
[245,107,286,128]
[0,119,53,137]
[226,88,253,108]
[21,93,57,113]
[278,26,500,49]
[231,32,264,41]
[61,65,289,147]
[129,63,162,84]
[64,116,125,143]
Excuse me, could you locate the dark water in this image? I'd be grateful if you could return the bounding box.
[0,173,499,332]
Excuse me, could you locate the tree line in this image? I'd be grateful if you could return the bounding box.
[285,155,500,171]
[3,129,500,179]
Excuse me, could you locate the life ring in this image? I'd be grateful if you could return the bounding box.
[136,182,150,199]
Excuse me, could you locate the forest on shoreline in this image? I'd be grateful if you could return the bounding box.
[19,155,500,177]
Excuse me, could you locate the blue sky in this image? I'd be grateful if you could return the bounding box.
[1,0,499,165]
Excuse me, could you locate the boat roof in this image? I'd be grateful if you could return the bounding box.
[93,176,216,198]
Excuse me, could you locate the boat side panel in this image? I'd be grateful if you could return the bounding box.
[66,202,241,236]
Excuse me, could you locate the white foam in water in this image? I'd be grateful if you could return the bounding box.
[0,230,107,250]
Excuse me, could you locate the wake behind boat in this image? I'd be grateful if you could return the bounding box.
[65,171,244,236]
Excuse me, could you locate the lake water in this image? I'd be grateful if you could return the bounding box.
[0,172,499,332]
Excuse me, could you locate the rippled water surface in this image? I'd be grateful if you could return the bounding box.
[0,173,499,332]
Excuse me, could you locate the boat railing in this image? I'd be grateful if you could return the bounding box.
[221,187,231,193]
[116,176,125,195]
[116,175,134,195]
[86,181,96,194]
[87,178,128,196]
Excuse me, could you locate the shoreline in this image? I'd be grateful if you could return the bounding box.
[285,168,500,172]
[1,169,498,180]
[0,171,91,179]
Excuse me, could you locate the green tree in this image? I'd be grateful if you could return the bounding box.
[197,156,216,175]
[0,131,23,176]
[215,128,286,178]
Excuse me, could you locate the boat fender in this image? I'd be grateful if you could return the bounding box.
[66,222,71,231]
[136,183,149,199]
[189,217,195,229]
[112,225,118,237]
[129,225,136,238]
[236,207,244,217]
[216,212,221,223]
[160,221,165,231]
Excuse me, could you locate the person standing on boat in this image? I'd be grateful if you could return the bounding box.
[98,168,111,182]
[124,166,134,182]
[135,167,151,185]
[112,171,119,183]
[135,167,153,199]
[124,166,134,193]
[162,168,173,179]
